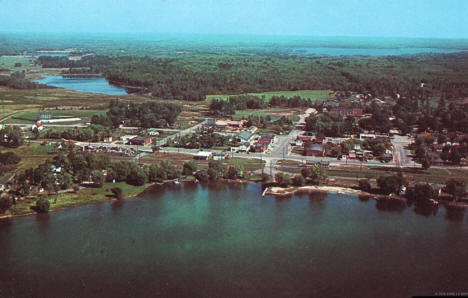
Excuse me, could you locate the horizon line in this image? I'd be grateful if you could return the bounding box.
[1,31,468,41]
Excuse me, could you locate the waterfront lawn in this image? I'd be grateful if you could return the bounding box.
[47,182,148,212]
[5,182,149,216]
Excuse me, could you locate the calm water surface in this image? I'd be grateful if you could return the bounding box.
[36,75,128,95]
[0,183,467,298]
[293,47,467,56]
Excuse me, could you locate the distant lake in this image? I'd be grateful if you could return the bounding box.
[293,47,467,56]
[36,75,128,95]
[1,183,467,297]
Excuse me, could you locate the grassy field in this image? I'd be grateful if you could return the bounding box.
[232,108,300,121]
[0,55,36,71]
[5,109,107,123]
[206,90,330,102]
[0,143,56,183]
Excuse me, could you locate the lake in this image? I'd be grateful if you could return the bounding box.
[1,183,467,297]
[292,47,467,56]
[36,75,128,95]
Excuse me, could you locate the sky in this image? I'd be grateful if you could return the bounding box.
[0,0,467,38]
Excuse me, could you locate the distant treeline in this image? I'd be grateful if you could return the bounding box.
[36,52,468,101]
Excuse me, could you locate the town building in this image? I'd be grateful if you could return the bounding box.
[304,143,324,157]
[128,136,152,146]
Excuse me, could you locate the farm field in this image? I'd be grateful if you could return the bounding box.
[206,89,330,102]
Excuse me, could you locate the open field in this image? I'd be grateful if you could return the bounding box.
[232,108,301,121]
[0,55,35,71]
[0,86,206,129]
[0,143,56,183]
[206,90,330,102]
[5,109,107,124]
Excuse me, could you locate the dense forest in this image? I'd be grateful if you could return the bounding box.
[34,51,468,102]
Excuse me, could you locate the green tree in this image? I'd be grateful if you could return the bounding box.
[444,179,466,201]
[377,174,406,195]
[358,179,371,192]
[127,165,147,186]
[275,173,292,187]
[60,173,73,190]
[292,175,305,186]
[194,170,209,183]
[183,161,198,176]
[91,170,104,187]
[0,196,13,214]
[34,197,50,213]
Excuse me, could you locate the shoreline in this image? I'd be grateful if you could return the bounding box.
[0,182,158,221]
[263,185,362,197]
[2,179,468,220]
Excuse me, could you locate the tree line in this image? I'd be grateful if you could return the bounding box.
[91,99,181,128]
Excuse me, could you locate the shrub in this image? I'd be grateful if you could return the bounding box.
[358,179,371,192]
[111,187,123,199]
[275,173,292,187]
[0,196,13,214]
[293,175,305,186]
[34,198,50,213]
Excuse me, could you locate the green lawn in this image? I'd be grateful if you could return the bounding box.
[5,182,149,216]
[206,89,330,102]
[232,109,300,121]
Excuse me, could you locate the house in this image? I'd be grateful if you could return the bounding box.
[31,119,44,131]
[206,118,216,127]
[194,151,213,160]
[120,135,138,142]
[237,131,254,143]
[304,143,324,157]
[103,136,113,143]
[233,142,251,152]
[213,152,228,160]
[247,126,258,134]
[147,129,159,136]
[128,137,152,146]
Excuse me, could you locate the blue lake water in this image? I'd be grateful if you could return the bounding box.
[36,75,128,95]
[293,47,467,56]
[0,183,467,297]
